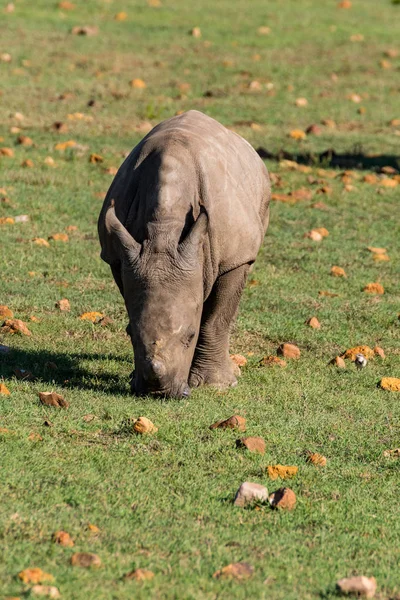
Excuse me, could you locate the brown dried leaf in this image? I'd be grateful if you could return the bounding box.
[39,392,69,409]
[210,415,246,432]
[213,562,254,580]
[1,319,31,336]
[380,377,400,392]
[0,217,15,225]
[367,246,387,254]
[269,487,296,510]
[71,552,101,568]
[230,354,247,367]
[267,465,298,480]
[54,140,76,151]
[236,437,266,454]
[18,568,54,584]
[373,253,389,262]
[133,416,158,434]
[363,283,384,295]
[277,343,300,359]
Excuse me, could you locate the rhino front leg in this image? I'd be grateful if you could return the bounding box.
[189,263,250,389]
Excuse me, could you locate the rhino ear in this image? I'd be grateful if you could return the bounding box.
[105,201,141,263]
[178,209,208,266]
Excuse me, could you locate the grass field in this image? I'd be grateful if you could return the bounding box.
[1,0,400,598]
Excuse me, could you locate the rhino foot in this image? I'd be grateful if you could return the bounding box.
[189,368,238,390]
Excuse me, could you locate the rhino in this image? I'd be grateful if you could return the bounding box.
[98,110,270,398]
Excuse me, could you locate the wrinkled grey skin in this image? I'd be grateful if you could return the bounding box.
[98,110,270,398]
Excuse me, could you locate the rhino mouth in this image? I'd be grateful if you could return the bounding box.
[130,371,190,399]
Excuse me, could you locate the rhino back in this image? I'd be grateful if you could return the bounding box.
[98,110,270,284]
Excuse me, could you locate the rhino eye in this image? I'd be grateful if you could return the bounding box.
[182,329,195,348]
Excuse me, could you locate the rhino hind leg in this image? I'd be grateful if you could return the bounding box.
[189,263,251,390]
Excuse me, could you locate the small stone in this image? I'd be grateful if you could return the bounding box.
[306,317,321,329]
[49,233,69,242]
[380,377,400,392]
[269,487,296,510]
[234,481,268,507]
[230,354,247,367]
[374,346,385,359]
[363,283,384,295]
[306,124,322,135]
[236,437,266,454]
[373,253,389,262]
[55,298,70,312]
[277,343,300,359]
[313,227,329,237]
[330,356,346,368]
[306,452,327,466]
[210,415,246,432]
[0,305,13,318]
[1,318,31,336]
[71,552,101,568]
[267,465,298,480]
[133,416,158,434]
[124,568,154,581]
[38,392,69,408]
[14,214,29,223]
[28,432,43,442]
[18,568,54,584]
[191,26,201,38]
[343,346,375,361]
[259,355,287,368]
[30,586,61,598]
[53,530,74,547]
[331,266,347,277]
[213,562,254,580]
[305,229,323,242]
[336,575,377,598]
[33,238,50,247]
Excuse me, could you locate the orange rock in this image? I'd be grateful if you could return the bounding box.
[380,178,398,188]
[367,246,387,254]
[295,97,308,107]
[38,392,69,408]
[191,27,201,38]
[33,237,50,247]
[306,317,321,329]
[210,415,246,432]
[267,465,298,480]
[277,343,300,359]
[130,78,146,89]
[331,266,347,277]
[0,147,14,157]
[80,311,104,322]
[0,383,11,396]
[0,305,13,318]
[114,11,127,21]
[49,233,69,242]
[213,562,254,580]
[0,217,15,225]
[374,346,385,359]
[133,416,158,434]
[259,356,287,368]
[337,0,351,7]
[363,283,384,295]
[289,129,306,140]
[363,174,379,184]
[59,1,75,8]
[87,523,100,534]
[54,140,76,151]
[53,531,74,547]
[18,568,54,584]
[305,229,323,242]
[17,135,33,146]
[55,299,70,312]
[236,437,265,454]
[124,568,154,581]
[373,253,389,262]
[269,487,296,510]
[343,346,375,361]
[380,377,400,392]
[230,354,247,367]
[1,319,31,336]
[306,452,327,466]
[330,356,346,368]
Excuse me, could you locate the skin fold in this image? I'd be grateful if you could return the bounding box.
[98,110,270,398]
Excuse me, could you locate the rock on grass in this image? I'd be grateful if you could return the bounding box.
[380,377,400,392]
[210,415,246,431]
[133,417,158,434]
[30,585,61,598]
[1,318,31,336]
[70,552,101,568]
[277,343,300,359]
[336,575,377,598]
[267,465,298,480]
[124,568,154,581]
[18,568,54,584]
[236,437,265,454]
[39,392,69,408]
[234,482,268,507]
[213,562,254,580]
[269,487,296,510]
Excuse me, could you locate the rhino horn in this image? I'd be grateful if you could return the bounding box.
[178,209,208,266]
[105,200,141,262]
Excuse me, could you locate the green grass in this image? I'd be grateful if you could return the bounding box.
[1,0,400,598]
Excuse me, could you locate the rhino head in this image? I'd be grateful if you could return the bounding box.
[105,203,207,398]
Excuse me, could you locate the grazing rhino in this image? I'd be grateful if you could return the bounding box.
[98,110,270,398]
